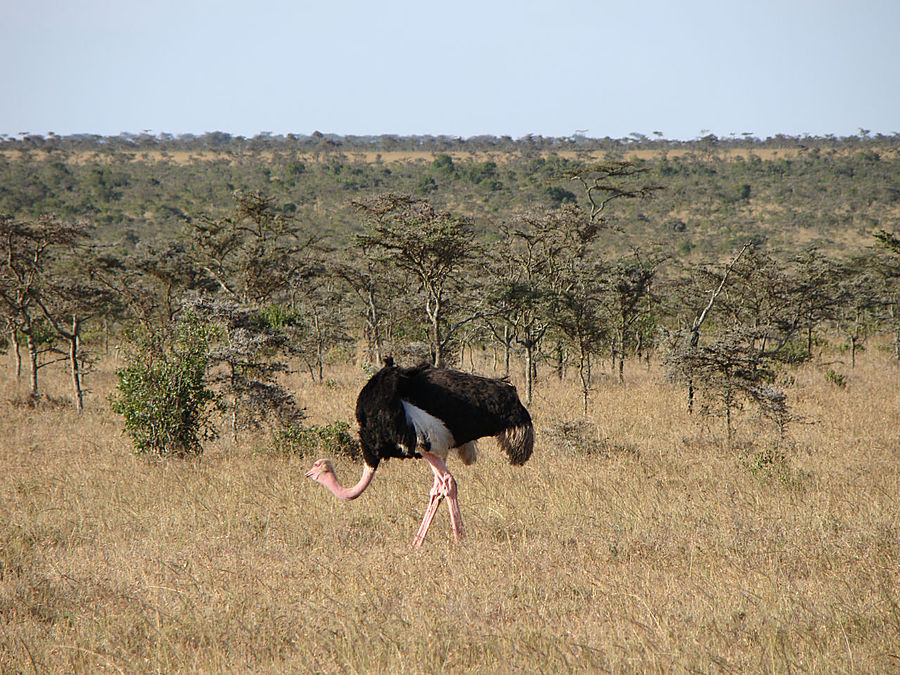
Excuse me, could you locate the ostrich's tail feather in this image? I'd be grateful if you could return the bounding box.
[497,422,534,465]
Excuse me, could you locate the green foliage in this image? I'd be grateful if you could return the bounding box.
[824,368,847,388]
[5,135,900,427]
[416,175,437,195]
[722,182,752,203]
[285,160,306,177]
[875,229,900,255]
[431,154,455,175]
[461,160,499,186]
[745,444,787,473]
[255,303,303,331]
[743,444,793,485]
[773,339,812,365]
[109,315,217,458]
[740,439,811,488]
[545,186,577,205]
[3,134,898,260]
[269,421,360,459]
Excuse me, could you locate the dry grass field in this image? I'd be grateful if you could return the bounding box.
[2,347,899,673]
[8,145,896,169]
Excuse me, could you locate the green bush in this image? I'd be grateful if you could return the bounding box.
[825,368,847,388]
[773,339,812,365]
[110,315,218,458]
[270,421,360,459]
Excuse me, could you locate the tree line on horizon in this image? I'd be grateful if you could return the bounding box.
[3,128,897,154]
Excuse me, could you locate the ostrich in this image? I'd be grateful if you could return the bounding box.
[306,358,534,547]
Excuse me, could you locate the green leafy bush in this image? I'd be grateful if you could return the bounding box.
[110,315,217,458]
[270,421,360,459]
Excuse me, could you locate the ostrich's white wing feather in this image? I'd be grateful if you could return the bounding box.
[401,400,455,456]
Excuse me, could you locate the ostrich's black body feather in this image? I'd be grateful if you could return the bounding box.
[355,359,534,470]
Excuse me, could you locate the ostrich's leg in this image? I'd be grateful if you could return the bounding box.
[412,452,465,548]
[438,462,464,542]
[412,472,444,548]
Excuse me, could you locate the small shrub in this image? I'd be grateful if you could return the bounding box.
[270,421,360,460]
[544,419,639,457]
[773,339,811,365]
[544,419,596,455]
[745,445,788,474]
[7,393,71,409]
[545,186,578,205]
[740,440,810,488]
[777,372,796,388]
[825,368,847,388]
[109,315,218,458]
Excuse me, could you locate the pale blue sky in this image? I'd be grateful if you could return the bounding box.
[2,0,898,140]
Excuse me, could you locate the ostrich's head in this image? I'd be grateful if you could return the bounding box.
[305,459,334,483]
[305,458,375,501]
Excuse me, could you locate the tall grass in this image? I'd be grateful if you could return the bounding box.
[1,348,898,672]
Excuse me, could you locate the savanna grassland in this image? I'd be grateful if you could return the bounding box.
[3,132,900,672]
[2,344,898,673]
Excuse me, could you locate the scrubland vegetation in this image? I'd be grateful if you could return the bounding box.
[2,132,900,671]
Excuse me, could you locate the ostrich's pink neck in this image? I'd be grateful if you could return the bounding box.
[321,465,376,500]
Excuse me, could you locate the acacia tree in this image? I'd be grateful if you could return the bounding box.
[184,296,305,443]
[354,193,478,366]
[1,214,45,394]
[183,191,325,434]
[291,272,353,381]
[550,259,608,413]
[560,160,663,226]
[483,271,552,404]
[678,244,749,413]
[664,242,832,442]
[34,273,115,410]
[186,190,319,305]
[484,206,597,404]
[835,256,881,368]
[92,239,210,338]
[554,159,665,385]
[874,230,900,361]
[712,246,804,354]
[0,214,104,407]
[788,249,846,358]
[601,250,661,383]
[665,326,790,445]
[332,246,399,366]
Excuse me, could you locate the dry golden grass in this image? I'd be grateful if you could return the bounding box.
[7,145,897,169]
[2,349,899,673]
